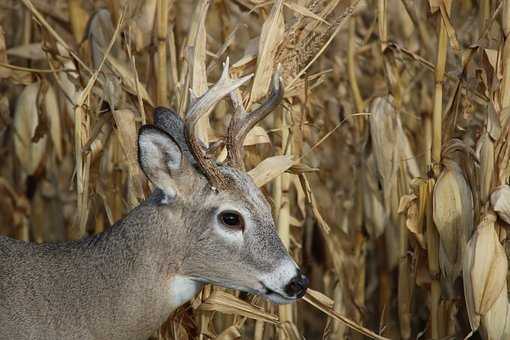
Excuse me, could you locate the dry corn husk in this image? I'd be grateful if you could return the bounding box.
[198,291,279,324]
[14,82,49,175]
[463,213,508,332]
[480,281,510,340]
[477,132,495,204]
[248,0,284,107]
[369,96,399,213]
[88,9,123,109]
[363,152,387,238]
[215,325,242,340]
[131,0,157,51]
[490,185,510,224]
[112,109,144,207]
[186,0,210,144]
[433,159,474,282]
[398,193,426,248]
[369,96,419,217]
[0,27,12,79]
[248,155,294,187]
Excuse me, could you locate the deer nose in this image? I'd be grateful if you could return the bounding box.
[284,271,309,298]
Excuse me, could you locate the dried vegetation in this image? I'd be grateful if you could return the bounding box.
[1,0,510,339]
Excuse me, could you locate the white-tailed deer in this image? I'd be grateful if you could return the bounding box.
[0,62,308,340]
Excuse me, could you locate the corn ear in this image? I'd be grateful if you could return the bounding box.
[490,185,510,224]
[14,82,48,175]
[477,133,495,204]
[433,159,474,282]
[463,213,508,332]
[480,282,510,340]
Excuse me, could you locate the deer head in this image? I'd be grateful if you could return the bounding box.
[137,61,308,304]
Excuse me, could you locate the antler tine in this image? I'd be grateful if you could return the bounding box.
[184,58,253,190]
[226,69,284,169]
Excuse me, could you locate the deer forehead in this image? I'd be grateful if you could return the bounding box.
[215,166,271,211]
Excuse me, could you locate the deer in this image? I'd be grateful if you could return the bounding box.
[0,61,309,340]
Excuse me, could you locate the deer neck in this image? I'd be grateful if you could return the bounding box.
[75,190,203,339]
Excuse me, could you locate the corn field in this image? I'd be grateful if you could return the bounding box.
[2,0,510,339]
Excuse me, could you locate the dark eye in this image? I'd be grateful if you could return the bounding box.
[219,211,244,230]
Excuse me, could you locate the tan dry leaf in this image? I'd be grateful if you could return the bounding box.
[88,9,117,69]
[249,0,284,107]
[290,175,306,218]
[487,105,501,141]
[279,322,303,340]
[58,59,79,122]
[303,289,389,340]
[398,194,425,248]
[299,174,331,234]
[283,2,330,26]
[187,0,210,144]
[6,43,45,60]
[68,0,89,41]
[484,49,498,71]
[288,163,319,175]
[88,9,124,109]
[215,325,241,340]
[244,126,270,146]
[112,109,144,207]
[248,155,294,187]
[106,54,153,106]
[490,185,510,224]
[433,160,474,282]
[232,37,259,72]
[198,291,279,324]
[428,0,440,12]
[0,26,10,79]
[438,2,460,52]
[131,0,157,51]
[464,213,508,333]
[187,0,209,97]
[306,288,334,308]
[14,82,48,175]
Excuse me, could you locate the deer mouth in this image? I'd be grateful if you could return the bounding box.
[260,282,297,304]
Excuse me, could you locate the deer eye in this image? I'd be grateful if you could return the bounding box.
[219,211,244,230]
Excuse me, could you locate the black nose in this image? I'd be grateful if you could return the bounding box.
[284,271,309,298]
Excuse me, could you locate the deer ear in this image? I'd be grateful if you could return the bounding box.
[138,125,183,198]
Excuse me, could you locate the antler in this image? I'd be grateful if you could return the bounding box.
[184,58,252,190]
[225,69,284,170]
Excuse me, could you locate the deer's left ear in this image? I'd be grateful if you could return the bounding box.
[138,125,183,198]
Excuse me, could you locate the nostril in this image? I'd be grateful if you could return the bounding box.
[284,274,309,298]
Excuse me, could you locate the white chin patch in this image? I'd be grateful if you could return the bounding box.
[259,259,298,299]
[168,275,203,310]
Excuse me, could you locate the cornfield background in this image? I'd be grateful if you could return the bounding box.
[2,0,510,339]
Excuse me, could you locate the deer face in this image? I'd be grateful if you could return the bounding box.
[138,126,308,304]
[184,166,308,303]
